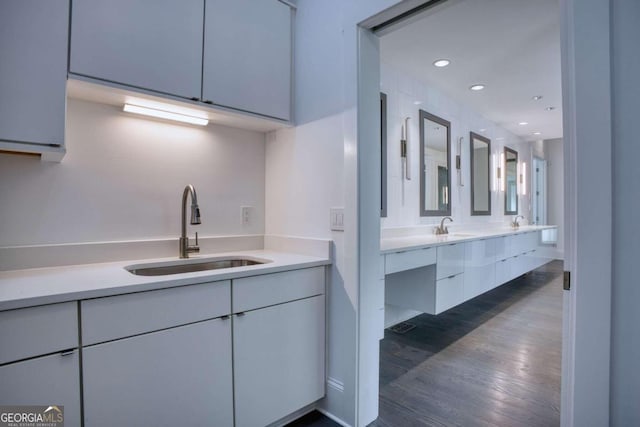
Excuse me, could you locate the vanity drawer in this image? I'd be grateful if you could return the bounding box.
[0,302,78,364]
[436,243,465,280]
[385,247,436,275]
[434,273,465,314]
[81,281,230,345]
[233,267,325,313]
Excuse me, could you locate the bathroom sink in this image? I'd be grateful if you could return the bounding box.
[125,256,270,276]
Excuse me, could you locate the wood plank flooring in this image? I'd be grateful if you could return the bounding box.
[373,260,563,427]
[289,261,563,427]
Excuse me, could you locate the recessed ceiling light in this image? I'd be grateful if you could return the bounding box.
[532,132,542,135]
[433,59,450,68]
[532,95,543,101]
[518,121,529,126]
[413,101,423,105]
[545,106,556,111]
[479,128,486,132]
[470,84,485,91]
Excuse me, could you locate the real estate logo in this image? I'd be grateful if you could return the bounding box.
[0,405,64,427]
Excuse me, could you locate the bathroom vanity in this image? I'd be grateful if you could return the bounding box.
[382,226,556,321]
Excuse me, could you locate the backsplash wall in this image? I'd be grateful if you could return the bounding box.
[381,61,533,230]
[0,98,265,247]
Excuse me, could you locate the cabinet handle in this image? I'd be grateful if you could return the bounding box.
[60,349,75,357]
[236,312,246,317]
[447,274,456,279]
[190,97,200,101]
[203,100,213,105]
[220,315,230,320]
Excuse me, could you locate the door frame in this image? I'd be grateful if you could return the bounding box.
[356,0,613,425]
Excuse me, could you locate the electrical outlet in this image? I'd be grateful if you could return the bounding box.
[241,206,252,226]
[330,207,344,231]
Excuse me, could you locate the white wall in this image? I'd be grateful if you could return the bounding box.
[380,62,533,231]
[266,1,402,425]
[0,99,265,246]
[610,0,640,424]
[545,138,564,258]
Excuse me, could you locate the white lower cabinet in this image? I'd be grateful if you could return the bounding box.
[82,319,233,427]
[463,239,497,299]
[233,295,325,427]
[434,273,465,314]
[0,351,81,427]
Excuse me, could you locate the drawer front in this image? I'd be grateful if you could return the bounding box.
[435,273,465,314]
[0,302,78,364]
[495,257,512,285]
[494,235,512,261]
[233,267,325,313]
[82,281,230,345]
[464,263,496,300]
[0,350,81,427]
[464,238,496,268]
[385,247,436,275]
[436,243,465,280]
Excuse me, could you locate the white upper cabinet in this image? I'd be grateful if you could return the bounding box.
[203,0,292,121]
[70,0,204,100]
[0,0,68,147]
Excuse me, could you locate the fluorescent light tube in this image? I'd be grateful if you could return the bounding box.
[123,103,209,126]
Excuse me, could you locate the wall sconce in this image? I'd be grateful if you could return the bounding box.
[498,152,505,192]
[123,103,209,126]
[520,161,527,195]
[456,136,463,187]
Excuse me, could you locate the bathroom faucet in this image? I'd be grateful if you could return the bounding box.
[511,215,525,229]
[435,216,453,235]
[179,185,201,258]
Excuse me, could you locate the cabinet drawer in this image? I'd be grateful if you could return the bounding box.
[464,238,496,268]
[436,243,465,280]
[434,273,465,314]
[0,350,81,427]
[0,302,78,364]
[233,267,325,313]
[494,235,512,261]
[82,281,230,345]
[464,263,496,300]
[385,247,436,275]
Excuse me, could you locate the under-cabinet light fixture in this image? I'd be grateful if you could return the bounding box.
[123,103,209,126]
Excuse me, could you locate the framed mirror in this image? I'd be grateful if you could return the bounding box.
[420,110,451,216]
[504,146,518,215]
[380,92,387,217]
[470,132,491,215]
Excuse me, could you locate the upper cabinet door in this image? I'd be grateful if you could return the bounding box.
[0,0,68,146]
[70,0,204,100]
[203,0,292,121]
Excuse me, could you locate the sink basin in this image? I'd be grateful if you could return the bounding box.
[125,256,270,276]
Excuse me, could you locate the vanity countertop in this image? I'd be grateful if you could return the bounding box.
[381,225,558,254]
[0,249,331,311]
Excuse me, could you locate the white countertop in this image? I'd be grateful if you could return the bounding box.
[0,249,330,311]
[381,225,557,254]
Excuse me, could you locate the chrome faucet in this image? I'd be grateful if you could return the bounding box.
[435,216,453,235]
[511,215,525,229]
[179,185,201,258]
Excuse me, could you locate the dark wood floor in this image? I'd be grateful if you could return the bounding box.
[290,261,563,427]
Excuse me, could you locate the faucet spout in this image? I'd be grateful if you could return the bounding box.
[435,216,453,235]
[180,185,201,258]
[512,215,525,229]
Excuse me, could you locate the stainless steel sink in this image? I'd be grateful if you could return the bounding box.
[125,257,269,276]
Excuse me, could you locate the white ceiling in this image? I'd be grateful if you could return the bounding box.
[380,0,562,141]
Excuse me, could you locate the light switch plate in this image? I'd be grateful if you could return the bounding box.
[241,206,252,226]
[330,207,344,231]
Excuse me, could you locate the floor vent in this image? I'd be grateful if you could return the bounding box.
[389,322,416,334]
